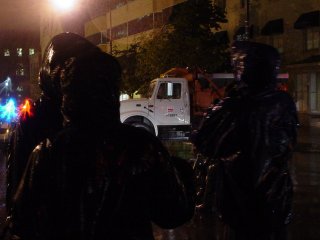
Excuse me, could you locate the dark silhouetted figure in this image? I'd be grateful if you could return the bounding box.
[6,33,101,212]
[193,41,298,240]
[5,35,102,240]
[12,34,195,240]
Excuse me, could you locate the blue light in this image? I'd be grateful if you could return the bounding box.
[0,98,18,122]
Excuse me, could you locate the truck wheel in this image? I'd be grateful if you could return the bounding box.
[130,122,155,135]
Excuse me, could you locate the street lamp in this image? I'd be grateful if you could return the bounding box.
[49,0,76,12]
[40,0,82,55]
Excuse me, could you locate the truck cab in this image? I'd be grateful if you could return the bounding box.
[120,77,191,139]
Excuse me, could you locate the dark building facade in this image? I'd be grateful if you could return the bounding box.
[0,30,40,103]
[40,0,319,125]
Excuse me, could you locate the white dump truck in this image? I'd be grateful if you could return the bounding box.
[120,71,289,140]
[120,77,193,139]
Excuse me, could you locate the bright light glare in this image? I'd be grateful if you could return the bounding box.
[50,0,76,11]
[0,98,18,122]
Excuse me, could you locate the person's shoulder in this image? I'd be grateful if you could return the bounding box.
[269,90,296,110]
[254,90,295,107]
[31,138,52,155]
[27,138,53,172]
[118,123,168,157]
[51,126,80,146]
[273,90,294,100]
[260,89,292,100]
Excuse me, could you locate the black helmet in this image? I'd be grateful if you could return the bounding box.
[60,49,122,129]
[39,32,100,100]
[231,41,280,90]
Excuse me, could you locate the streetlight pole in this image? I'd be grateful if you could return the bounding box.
[108,1,113,54]
[245,0,250,40]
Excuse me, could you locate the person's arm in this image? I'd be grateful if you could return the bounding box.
[11,140,52,240]
[6,119,36,212]
[253,94,298,226]
[143,136,195,229]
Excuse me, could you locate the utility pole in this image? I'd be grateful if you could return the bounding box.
[108,0,113,54]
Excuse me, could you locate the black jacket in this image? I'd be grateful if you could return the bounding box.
[193,88,298,233]
[15,124,195,240]
[6,96,62,211]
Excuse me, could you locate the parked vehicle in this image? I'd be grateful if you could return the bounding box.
[120,69,289,140]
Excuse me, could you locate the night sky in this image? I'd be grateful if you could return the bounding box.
[0,0,39,31]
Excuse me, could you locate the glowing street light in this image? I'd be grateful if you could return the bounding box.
[49,0,76,12]
[0,77,12,96]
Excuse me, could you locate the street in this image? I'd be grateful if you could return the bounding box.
[0,126,319,239]
[154,150,320,240]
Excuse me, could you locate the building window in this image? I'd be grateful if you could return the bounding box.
[128,14,153,36]
[309,73,320,113]
[4,49,10,56]
[162,7,173,25]
[110,0,127,10]
[86,33,107,45]
[272,35,283,53]
[295,73,309,112]
[306,27,320,50]
[16,63,24,76]
[111,23,128,40]
[17,48,23,57]
[29,48,35,55]
[16,85,24,92]
[234,25,253,41]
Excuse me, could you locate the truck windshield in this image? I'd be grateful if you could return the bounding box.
[144,82,156,99]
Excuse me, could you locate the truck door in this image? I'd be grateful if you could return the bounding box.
[153,81,186,125]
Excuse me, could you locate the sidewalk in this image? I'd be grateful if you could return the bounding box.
[296,124,320,152]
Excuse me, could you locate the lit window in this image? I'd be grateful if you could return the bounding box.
[306,27,320,50]
[272,35,284,53]
[16,86,24,92]
[309,73,320,113]
[16,63,24,76]
[295,73,308,112]
[29,48,35,55]
[4,49,10,56]
[17,48,23,57]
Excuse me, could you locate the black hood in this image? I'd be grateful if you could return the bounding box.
[231,41,280,92]
[60,50,122,131]
[39,32,101,101]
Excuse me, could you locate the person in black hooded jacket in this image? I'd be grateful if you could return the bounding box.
[13,34,195,240]
[6,32,101,209]
[193,41,298,240]
[5,33,103,238]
